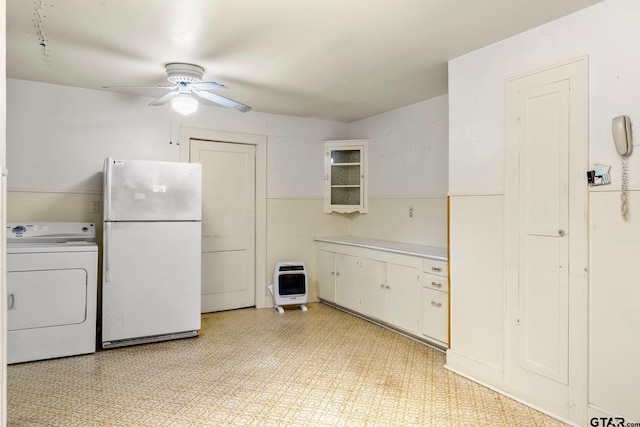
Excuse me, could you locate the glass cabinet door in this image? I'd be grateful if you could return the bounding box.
[324,140,368,213]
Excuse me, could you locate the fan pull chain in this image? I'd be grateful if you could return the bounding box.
[169,114,174,145]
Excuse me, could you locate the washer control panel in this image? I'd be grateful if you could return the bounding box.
[7,222,95,242]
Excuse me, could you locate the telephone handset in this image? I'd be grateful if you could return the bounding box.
[612,115,633,218]
[613,115,633,156]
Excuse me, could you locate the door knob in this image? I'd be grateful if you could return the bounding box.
[558,229,565,236]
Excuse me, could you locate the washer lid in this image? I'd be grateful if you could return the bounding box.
[7,241,98,254]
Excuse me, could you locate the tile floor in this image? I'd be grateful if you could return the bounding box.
[7,303,567,426]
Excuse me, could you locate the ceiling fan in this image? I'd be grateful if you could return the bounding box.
[106,63,251,115]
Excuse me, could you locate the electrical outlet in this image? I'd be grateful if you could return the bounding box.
[90,201,101,214]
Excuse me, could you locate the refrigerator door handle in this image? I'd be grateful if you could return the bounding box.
[104,158,112,219]
[104,222,110,283]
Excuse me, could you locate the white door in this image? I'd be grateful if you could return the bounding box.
[518,80,570,386]
[505,59,588,423]
[190,140,256,312]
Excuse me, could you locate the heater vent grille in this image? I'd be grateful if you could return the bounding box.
[272,261,308,308]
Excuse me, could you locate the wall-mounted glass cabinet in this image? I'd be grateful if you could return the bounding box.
[323,140,368,213]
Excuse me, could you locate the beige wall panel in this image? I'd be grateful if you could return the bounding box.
[589,190,640,422]
[267,198,348,304]
[7,190,103,247]
[7,191,103,221]
[347,197,447,247]
[447,195,504,381]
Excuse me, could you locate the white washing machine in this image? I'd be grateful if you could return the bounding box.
[6,222,98,364]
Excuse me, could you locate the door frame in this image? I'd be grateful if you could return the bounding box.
[179,127,268,309]
[504,57,588,424]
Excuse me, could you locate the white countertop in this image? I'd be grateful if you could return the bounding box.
[314,235,447,261]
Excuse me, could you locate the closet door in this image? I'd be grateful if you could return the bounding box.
[505,59,587,424]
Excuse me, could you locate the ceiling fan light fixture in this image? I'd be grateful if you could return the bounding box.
[171,95,198,115]
[138,62,250,113]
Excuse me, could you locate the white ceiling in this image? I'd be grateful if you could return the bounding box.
[7,0,602,122]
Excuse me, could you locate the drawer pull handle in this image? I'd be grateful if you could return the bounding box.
[8,293,16,310]
[431,301,442,308]
[431,281,442,288]
[431,266,442,272]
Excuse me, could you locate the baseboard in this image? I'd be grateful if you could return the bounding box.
[445,361,580,426]
[445,349,504,389]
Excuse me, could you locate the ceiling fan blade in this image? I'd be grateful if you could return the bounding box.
[193,90,251,113]
[149,91,179,106]
[189,81,228,91]
[103,84,178,90]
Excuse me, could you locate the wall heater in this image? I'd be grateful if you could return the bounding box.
[270,261,308,314]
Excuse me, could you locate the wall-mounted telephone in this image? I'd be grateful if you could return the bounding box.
[613,115,633,156]
[612,115,633,218]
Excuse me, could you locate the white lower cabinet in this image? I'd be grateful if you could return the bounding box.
[421,288,448,344]
[420,259,449,345]
[358,258,386,319]
[318,251,387,317]
[315,237,448,347]
[317,250,337,303]
[385,264,421,336]
[335,254,363,312]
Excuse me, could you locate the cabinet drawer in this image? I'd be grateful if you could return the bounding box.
[422,258,447,277]
[421,288,448,344]
[422,273,448,293]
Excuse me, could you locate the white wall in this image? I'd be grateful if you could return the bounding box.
[7,78,349,194]
[347,96,449,247]
[450,0,640,196]
[447,0,640,422]
[350,95,448,198]
[267,114,346,198]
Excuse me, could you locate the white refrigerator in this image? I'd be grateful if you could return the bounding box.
[102,158,202,349]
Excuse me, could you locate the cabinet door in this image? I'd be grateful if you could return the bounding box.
[422,288,448,344]
[316,250,336,302]
[335,254,361,311]
[359,258,386,320]
[386,264,422,335]
[323,140,368,213]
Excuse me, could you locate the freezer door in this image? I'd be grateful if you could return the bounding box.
[102,221,201,343]
[104,158,202,221]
